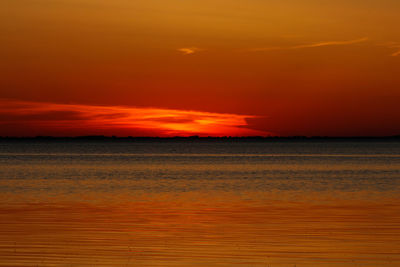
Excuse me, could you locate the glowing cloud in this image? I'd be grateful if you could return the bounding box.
[293,37,368,49]
[177,47,202,55]
[380,42,400,57]
[392,49,400,57]
[0,100,267,137]
[389,44,400,57]
[250,37,368,52]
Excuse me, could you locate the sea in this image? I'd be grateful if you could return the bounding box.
[0,140,399,266]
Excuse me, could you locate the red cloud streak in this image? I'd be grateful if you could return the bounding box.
[0,100,268,137]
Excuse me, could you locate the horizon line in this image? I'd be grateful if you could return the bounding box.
[1,135,399,140]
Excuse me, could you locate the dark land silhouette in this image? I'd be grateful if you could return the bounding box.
[1,135,399,142]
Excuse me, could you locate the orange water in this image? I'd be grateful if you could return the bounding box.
[0,141,399,266]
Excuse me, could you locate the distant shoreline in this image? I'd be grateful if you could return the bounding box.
[1,136,399,142]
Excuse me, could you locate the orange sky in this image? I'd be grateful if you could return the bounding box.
[1,0,399,136]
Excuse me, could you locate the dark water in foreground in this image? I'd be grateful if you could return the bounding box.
[0,141,399,266]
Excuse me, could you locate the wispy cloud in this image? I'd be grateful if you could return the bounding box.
[0,99,267,137]
[388,43,400,57]
[378,42,400,57]
[293,37,368,48]
[250,37,368,52]
[392,49,400,57]
[177,47,202,55]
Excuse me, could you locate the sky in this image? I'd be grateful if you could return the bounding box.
[1,0,399,136]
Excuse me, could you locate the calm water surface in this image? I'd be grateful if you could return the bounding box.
[0,141,399,266]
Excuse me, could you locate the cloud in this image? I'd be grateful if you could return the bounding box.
[392,49,400,57]
[379,42,400,57]
[388,44,400,57]
[293,37,368,49]
[250,37,368,52]
[0,99,267,137]
[177,47,202,55]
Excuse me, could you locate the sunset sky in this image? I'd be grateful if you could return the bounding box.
[1,0,399,136]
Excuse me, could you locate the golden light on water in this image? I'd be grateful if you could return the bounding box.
[0,143,399,266]
[1,195,400,266]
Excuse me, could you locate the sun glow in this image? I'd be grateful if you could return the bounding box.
[0,100,267,137]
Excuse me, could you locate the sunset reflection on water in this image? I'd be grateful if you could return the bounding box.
[0,141,399,266]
